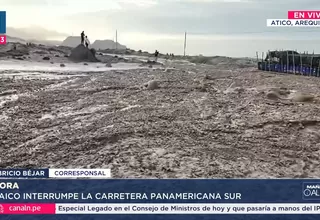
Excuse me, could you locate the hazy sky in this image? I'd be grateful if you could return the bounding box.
[2,0,320,56]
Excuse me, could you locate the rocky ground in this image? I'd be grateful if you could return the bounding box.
[0,42,319,178]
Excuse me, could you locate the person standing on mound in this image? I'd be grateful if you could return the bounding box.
[81,31,85,45]
[85,36,90,48]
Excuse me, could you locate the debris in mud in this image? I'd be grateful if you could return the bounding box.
[13,57,24,60]
[224,87,244,94]
[144,80,159,90]
[269,87,290,96]
[60,63,65,67]
[0,89,17,96]
[106,63,112,67]
[197,84,207,92]
[266,91,281,100]
[147,60,156,64]
[290,93,315,102]
[43,56,50,60]
[265,87,291,100]
[68,44,99,62]
[54,55,60,57]
[84,63,88,65]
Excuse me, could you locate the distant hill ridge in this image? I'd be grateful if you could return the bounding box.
[61,36,126,50]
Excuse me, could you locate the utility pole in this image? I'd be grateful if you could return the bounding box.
[116,30,118,50]
[184,31,187,57]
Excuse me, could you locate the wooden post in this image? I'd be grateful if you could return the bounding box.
[300,54,303,75]
[313,51,315,76]
[310,54,314,76]
[280,50,283,72]
[286,50,289,73]
[292,51,295,74]
[184,31,187,57]
[256,51,258,63]
[318,59,320,77]
[268,50,270,71]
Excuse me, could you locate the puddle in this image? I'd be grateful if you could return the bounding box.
[40,114,56,120]
[0,60,147,73]
[120,105,141,111]
[57,105,109,118]
[0,72,85,79]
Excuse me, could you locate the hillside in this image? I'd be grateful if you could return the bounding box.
[91,40,126,50]
[61,36,126,50]
[6,35,26,43]
[5,35,61,46]
[60,36,82,48]
[6,26,67,42]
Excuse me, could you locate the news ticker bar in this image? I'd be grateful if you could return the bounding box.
[1,203,320,214]
[0,169,111,179]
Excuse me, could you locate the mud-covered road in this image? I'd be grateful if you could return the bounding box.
[1,44,319,178]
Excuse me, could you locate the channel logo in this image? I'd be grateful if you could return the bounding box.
[303,182,320,200]
[0,35,6,45]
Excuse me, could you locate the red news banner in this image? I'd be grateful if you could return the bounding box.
[0,203,55,214]
[0,35,5,44]
[288,10,320,19]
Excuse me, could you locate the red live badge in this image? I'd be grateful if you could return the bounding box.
[0,35,6,44]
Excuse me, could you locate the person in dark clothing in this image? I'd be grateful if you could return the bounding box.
[81,31,85,45]
[85,36,90,48]
[155,50,159,62]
